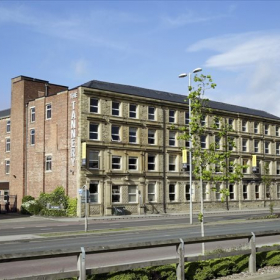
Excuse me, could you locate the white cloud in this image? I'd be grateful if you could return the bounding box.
[188,32,280,116]
[73,59,88,77]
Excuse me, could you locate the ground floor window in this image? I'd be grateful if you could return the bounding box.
[215,183,221,201]
[148,183,156,202]
[229,184,234,200]
[89,181,99,203]
[112,185,121,203]
[169,183,176,202]
[266,185,271,199]
[128,185,137,202]
[185,184,190,201]
[243,185,248,200]
[255,185,260,199]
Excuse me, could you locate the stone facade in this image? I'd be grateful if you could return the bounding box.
[1,75,280,216]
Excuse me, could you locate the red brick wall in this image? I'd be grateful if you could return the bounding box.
[0,117,11,188]
[9,76,68,207]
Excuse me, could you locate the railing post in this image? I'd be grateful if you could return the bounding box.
[77,247,86,280]
[176,238,185,280]
[248,232,256,273]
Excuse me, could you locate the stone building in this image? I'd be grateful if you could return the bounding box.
[1,75,280,216]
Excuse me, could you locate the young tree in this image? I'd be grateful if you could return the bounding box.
[262,162,274,215]
[179,74,245,254]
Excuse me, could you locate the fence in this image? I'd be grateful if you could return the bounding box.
[1,230,280,280]
[0,195,17,213]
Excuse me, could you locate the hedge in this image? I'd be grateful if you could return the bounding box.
[63,250,280,280]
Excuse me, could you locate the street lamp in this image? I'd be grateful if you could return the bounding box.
[179,67,202,225]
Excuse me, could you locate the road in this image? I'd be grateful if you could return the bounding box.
[1,210,280,279]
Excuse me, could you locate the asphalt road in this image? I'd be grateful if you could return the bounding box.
[0,211,273,236]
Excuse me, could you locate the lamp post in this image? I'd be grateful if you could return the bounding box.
[179,67,202,225]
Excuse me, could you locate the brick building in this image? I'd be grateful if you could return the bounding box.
[1,75,280,216]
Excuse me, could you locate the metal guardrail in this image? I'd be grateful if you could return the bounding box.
[1,230,280,280]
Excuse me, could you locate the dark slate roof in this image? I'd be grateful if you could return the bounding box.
[0,109,10,119]
[80,80,280,121]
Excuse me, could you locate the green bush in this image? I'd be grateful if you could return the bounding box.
[67,198,77,217]
[40,208,67,217]
[22,195,35,203]
[38,186,68,209]
[21,200,42,215]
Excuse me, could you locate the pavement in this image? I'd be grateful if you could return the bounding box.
[1,207,280,280]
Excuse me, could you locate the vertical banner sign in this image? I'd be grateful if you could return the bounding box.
[252,155,257,172]
[182,149,188,164]
[70,92,77,167]
[82,142,86,166]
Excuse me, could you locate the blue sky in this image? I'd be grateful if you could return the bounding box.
[1,1,280,116]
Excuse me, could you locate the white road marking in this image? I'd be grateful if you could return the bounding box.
[40,228,52,230]
[12,227,25,229]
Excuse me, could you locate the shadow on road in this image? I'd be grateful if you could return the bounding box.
[0,213,31,220]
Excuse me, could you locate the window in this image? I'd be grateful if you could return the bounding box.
[200,135,206,149]
[89,123,99,140]
[215,183,221,201]
[277,185,280,199]
[215,136,221,150]
[277,143,280,155]
[148,155,156,171]
[265,124,269,135]
[128,185,137,202]
[254,140,259,153]
[30,107,35,122]
[88,151,99,169]
[112,101,120,116]
[89,181,99,203]
[169,110,175,123]
[112,156,121,170]
[30,129,35,145]
[169,131,176,146]
[228,118,234,128]
[242,120,247,132]
[90,98,99,113]
[265,141,270,154]
[229,184,234,200]
[201,115,206,126]
[203,183,207,201]
[112,186,121,203]
[214,117,220,129]
[129,127,137,143]
[229,158,235,173]
[277,126,280,137]
[148,129,156,145]
[255,185,260,199]
[185,140,190,148]
[128,157,138,170]
[6,120,10,133]
[169,155,176,171]
[185,184,190,201]
[169,184,176,202]
[148,183,156,202]
[242,139,248,152]
[5,160,10,174]
[111,126,120,141]
[266,185,270,199]
[46,104,52,120]
[243,185,248,200]
[254,122,259,133]
[228,137,234,151]
[45,156,52,171]
[6,138,10,152]
[215,163,221,173]
[129,104,137,118]
[185,112,189,125]
[243,159,248,174]
[277,162,280,175]
[148,107,155,121]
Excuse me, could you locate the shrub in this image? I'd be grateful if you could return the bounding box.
[22,195,35,203]
[40,208,66,217]
[67,198,77,217]
[38,186,68,210]
[21,200,42,215]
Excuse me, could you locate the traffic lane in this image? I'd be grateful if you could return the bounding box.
[0,236,278,279]
[0,220,280,254]
[0,213,272,236]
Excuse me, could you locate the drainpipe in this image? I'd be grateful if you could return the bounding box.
[24,103,28,197]
[162,108,167,213]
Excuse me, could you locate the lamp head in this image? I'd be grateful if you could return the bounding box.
[193,68,202,73]
[179,73,187,78]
